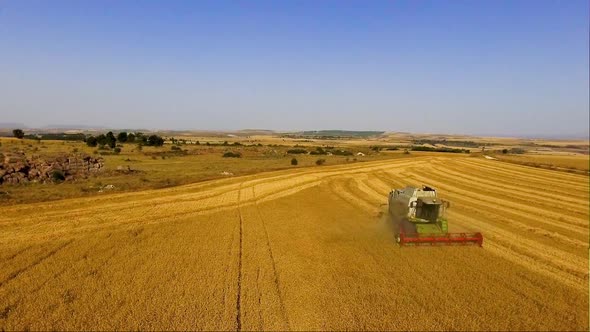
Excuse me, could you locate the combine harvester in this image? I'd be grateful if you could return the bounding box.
[388,185,483,246]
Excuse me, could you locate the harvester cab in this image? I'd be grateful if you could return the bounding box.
[388,185,483,246]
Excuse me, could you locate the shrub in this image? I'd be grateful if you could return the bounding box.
[117,132,128,143]
[171,146,181,151]
[287,148,308,154]
[332,149,353,156]
[86,136,98,147]
[223,151,242,158]
[106,131,117,148]
[12,129,25,139]
[502,149,508,154]
[233,142,242,146]
[404,149,410,154]
[147,135,164,147]
[310,147,327,155]
[114,147,121,154]
[291,158,298,165]
[127,133,136,143]
[51,170,65,182]
[315,158,326,165]
[510,148,526,154]
[72,148,79,153]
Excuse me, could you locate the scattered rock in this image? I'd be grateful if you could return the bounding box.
[0,151,104,185]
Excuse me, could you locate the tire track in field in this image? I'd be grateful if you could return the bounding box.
[252,186,291,331]
[0,239,74,289]
[235,184,244,332]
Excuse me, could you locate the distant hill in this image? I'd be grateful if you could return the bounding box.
[300,130,385,137]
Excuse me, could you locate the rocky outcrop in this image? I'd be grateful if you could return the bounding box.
[0,151,104,185]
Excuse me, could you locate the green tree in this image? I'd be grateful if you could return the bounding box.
[148,135,164,146]
[117,132,128,143]
[96,134,107,146]
[291,158,298,166]
[106,131,117,148]
[86,136,98,147]
[12,129,25,139]
[127,133,136,143]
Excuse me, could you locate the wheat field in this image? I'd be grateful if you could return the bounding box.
[0,155,588,330]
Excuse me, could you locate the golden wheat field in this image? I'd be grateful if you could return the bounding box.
[0,155,588,331]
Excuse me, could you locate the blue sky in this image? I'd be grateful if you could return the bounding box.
[0,0,588,137]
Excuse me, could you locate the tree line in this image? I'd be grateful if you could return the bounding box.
[85,132,164,148]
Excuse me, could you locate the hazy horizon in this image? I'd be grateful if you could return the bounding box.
[1,1,588,137]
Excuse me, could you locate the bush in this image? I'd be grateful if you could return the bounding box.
[310,147,327,155]
[171,146,181,151]
[332,149,353,156]
[510,148,526,154]
[127,133,136,143]
[12,129,25,139]
[223,151,242,158]
[287,148,308,154]
[117,132,128,143]
[147,135,164,147]
[291,158,298,166]
[502,149,508,154]
[51,170,65,182]
[114,147,122,154]
[315,158,326,165]
[86,136,98,147]
[106,131,117,148]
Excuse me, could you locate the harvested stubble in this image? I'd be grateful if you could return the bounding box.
[0,155,588,330]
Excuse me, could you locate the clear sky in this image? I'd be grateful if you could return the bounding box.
[0,0,588,137]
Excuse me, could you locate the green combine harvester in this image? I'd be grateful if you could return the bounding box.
[388,185,483,246]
